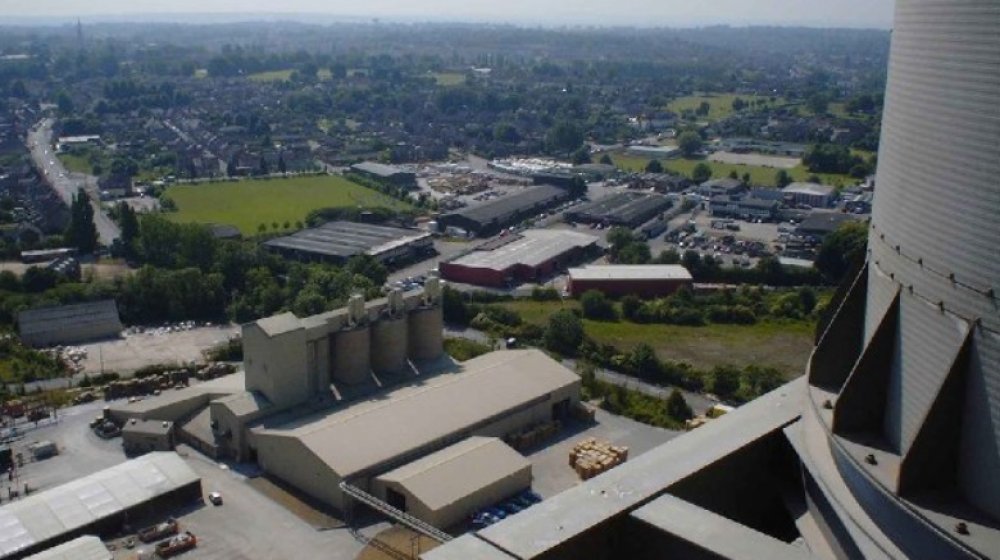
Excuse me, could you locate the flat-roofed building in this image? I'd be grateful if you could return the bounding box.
[567,265,693,298]
[252,349,579,512]
[121,418,175,456]
[440,229,598,288]
[16,300,122,347]
[264,221,433,265]
[0,453,200,559]
[372,437,531,529]
[782,182,835,208]
[563,192,672,228]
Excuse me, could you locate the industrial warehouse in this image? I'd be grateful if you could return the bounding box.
[105,278,582,527]
[437,184,570,237]
[563,191,671,228]
[567,265,693,298]
[440,229,599,288]
[0,453,201,559]
[16,300,122,347]
[263,221,434,265]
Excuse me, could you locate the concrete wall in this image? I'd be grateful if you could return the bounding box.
[408,306,444,362]
[244,323,311,407]
[254,432,345,511]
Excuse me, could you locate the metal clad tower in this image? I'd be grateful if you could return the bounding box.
[860,0,1000,518]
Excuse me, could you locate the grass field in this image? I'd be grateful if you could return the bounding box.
[608,153,853,187]
[58,152,97,175]
[163,175,411,234]
[668,93,785,122]
[432,72,466,86]
[497,300,814,377]
[248,69,294,82]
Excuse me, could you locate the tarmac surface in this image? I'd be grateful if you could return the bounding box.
[26,118,120,245]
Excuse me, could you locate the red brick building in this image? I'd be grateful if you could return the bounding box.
[440,230,598,288]
[567,265,692,298]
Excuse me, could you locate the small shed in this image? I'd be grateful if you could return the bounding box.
[372,437,532,529]
[122,419,175,456]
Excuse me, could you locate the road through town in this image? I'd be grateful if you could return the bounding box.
[26,118,120,245]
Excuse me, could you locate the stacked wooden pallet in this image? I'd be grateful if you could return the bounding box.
[568,438,628,480]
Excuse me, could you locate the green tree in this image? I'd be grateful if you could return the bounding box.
[117,202,140,258]
[571,146,591,165]
[815,221,868,283]
[56,90,74,115]
[710,366,741,399]
[645,159,664,173]
[695,101,710,116]
[798,287,818,314]
[774,169,792,188]
[580,290,616,321]
[545,121,584,154]
[544,310,584,355]
[665,389,693,421]
[627,343,660,378]
[691,162,712,183]
[65,189,98,254]
[731,97,746,112]
[621,295,642,321]
[599,154,614,165]
[677,131,703,157]
[806,93,829,115]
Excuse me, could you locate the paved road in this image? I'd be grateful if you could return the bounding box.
[561,359,718,415]
[27,118,120,245]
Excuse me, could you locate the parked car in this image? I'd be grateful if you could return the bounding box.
[208,491,223,506]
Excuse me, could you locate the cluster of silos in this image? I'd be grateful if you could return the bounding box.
[328,279,445,386]
[407,277,444,363]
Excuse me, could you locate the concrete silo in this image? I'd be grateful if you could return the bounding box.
[371,289,409,375]
[407,277,444,363]
[332,295,372,385]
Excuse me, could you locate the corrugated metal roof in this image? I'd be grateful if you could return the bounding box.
[568,265,692,282]
[449,230,597,271]
[264,221,430,260]
[17,300,121,338]
[378,437,529,511]
[783,182,834,196]
[444,185,567,225]
[23,536,110,560]
[256,349,579,479]
[0,453,199,558]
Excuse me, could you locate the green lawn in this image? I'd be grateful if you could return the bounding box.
[668,93,785,122]
[608,152,853,187]
[497,300,814,377]
[59,152,97,175]
[163,175,411,234]
[433,72,467,86]
[248,69,294,82]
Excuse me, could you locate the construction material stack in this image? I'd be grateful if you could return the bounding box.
[568,438,628,480]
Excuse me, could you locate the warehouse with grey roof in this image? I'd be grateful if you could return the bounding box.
[0,453,200,559]
[564,191,672,228]
[438,184,570,237]
[16,300,122,347]
[264,221,433,265]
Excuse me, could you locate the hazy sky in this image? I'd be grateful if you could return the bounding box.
[0,0,895,28]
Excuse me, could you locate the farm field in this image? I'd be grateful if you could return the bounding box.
[163,175,410,234]
[497,300,815,377]
[432,72,466,86]
[247,69,294,82]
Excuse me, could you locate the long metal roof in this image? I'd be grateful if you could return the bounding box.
[0,452,199,558]
[16,300,121,338]
[377,437,529,511]
[255,349,579,479]
[449,229,597,271]
[444,185,567,225]
[264,221,430,259]
[568,265,692,282]
[23,536,110,560]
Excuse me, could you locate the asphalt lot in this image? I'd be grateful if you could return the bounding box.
[526,409,680,499]
[74,324,240,376]
[26,118,120,245]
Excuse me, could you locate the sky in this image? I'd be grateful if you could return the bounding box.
[0,0,895,29]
